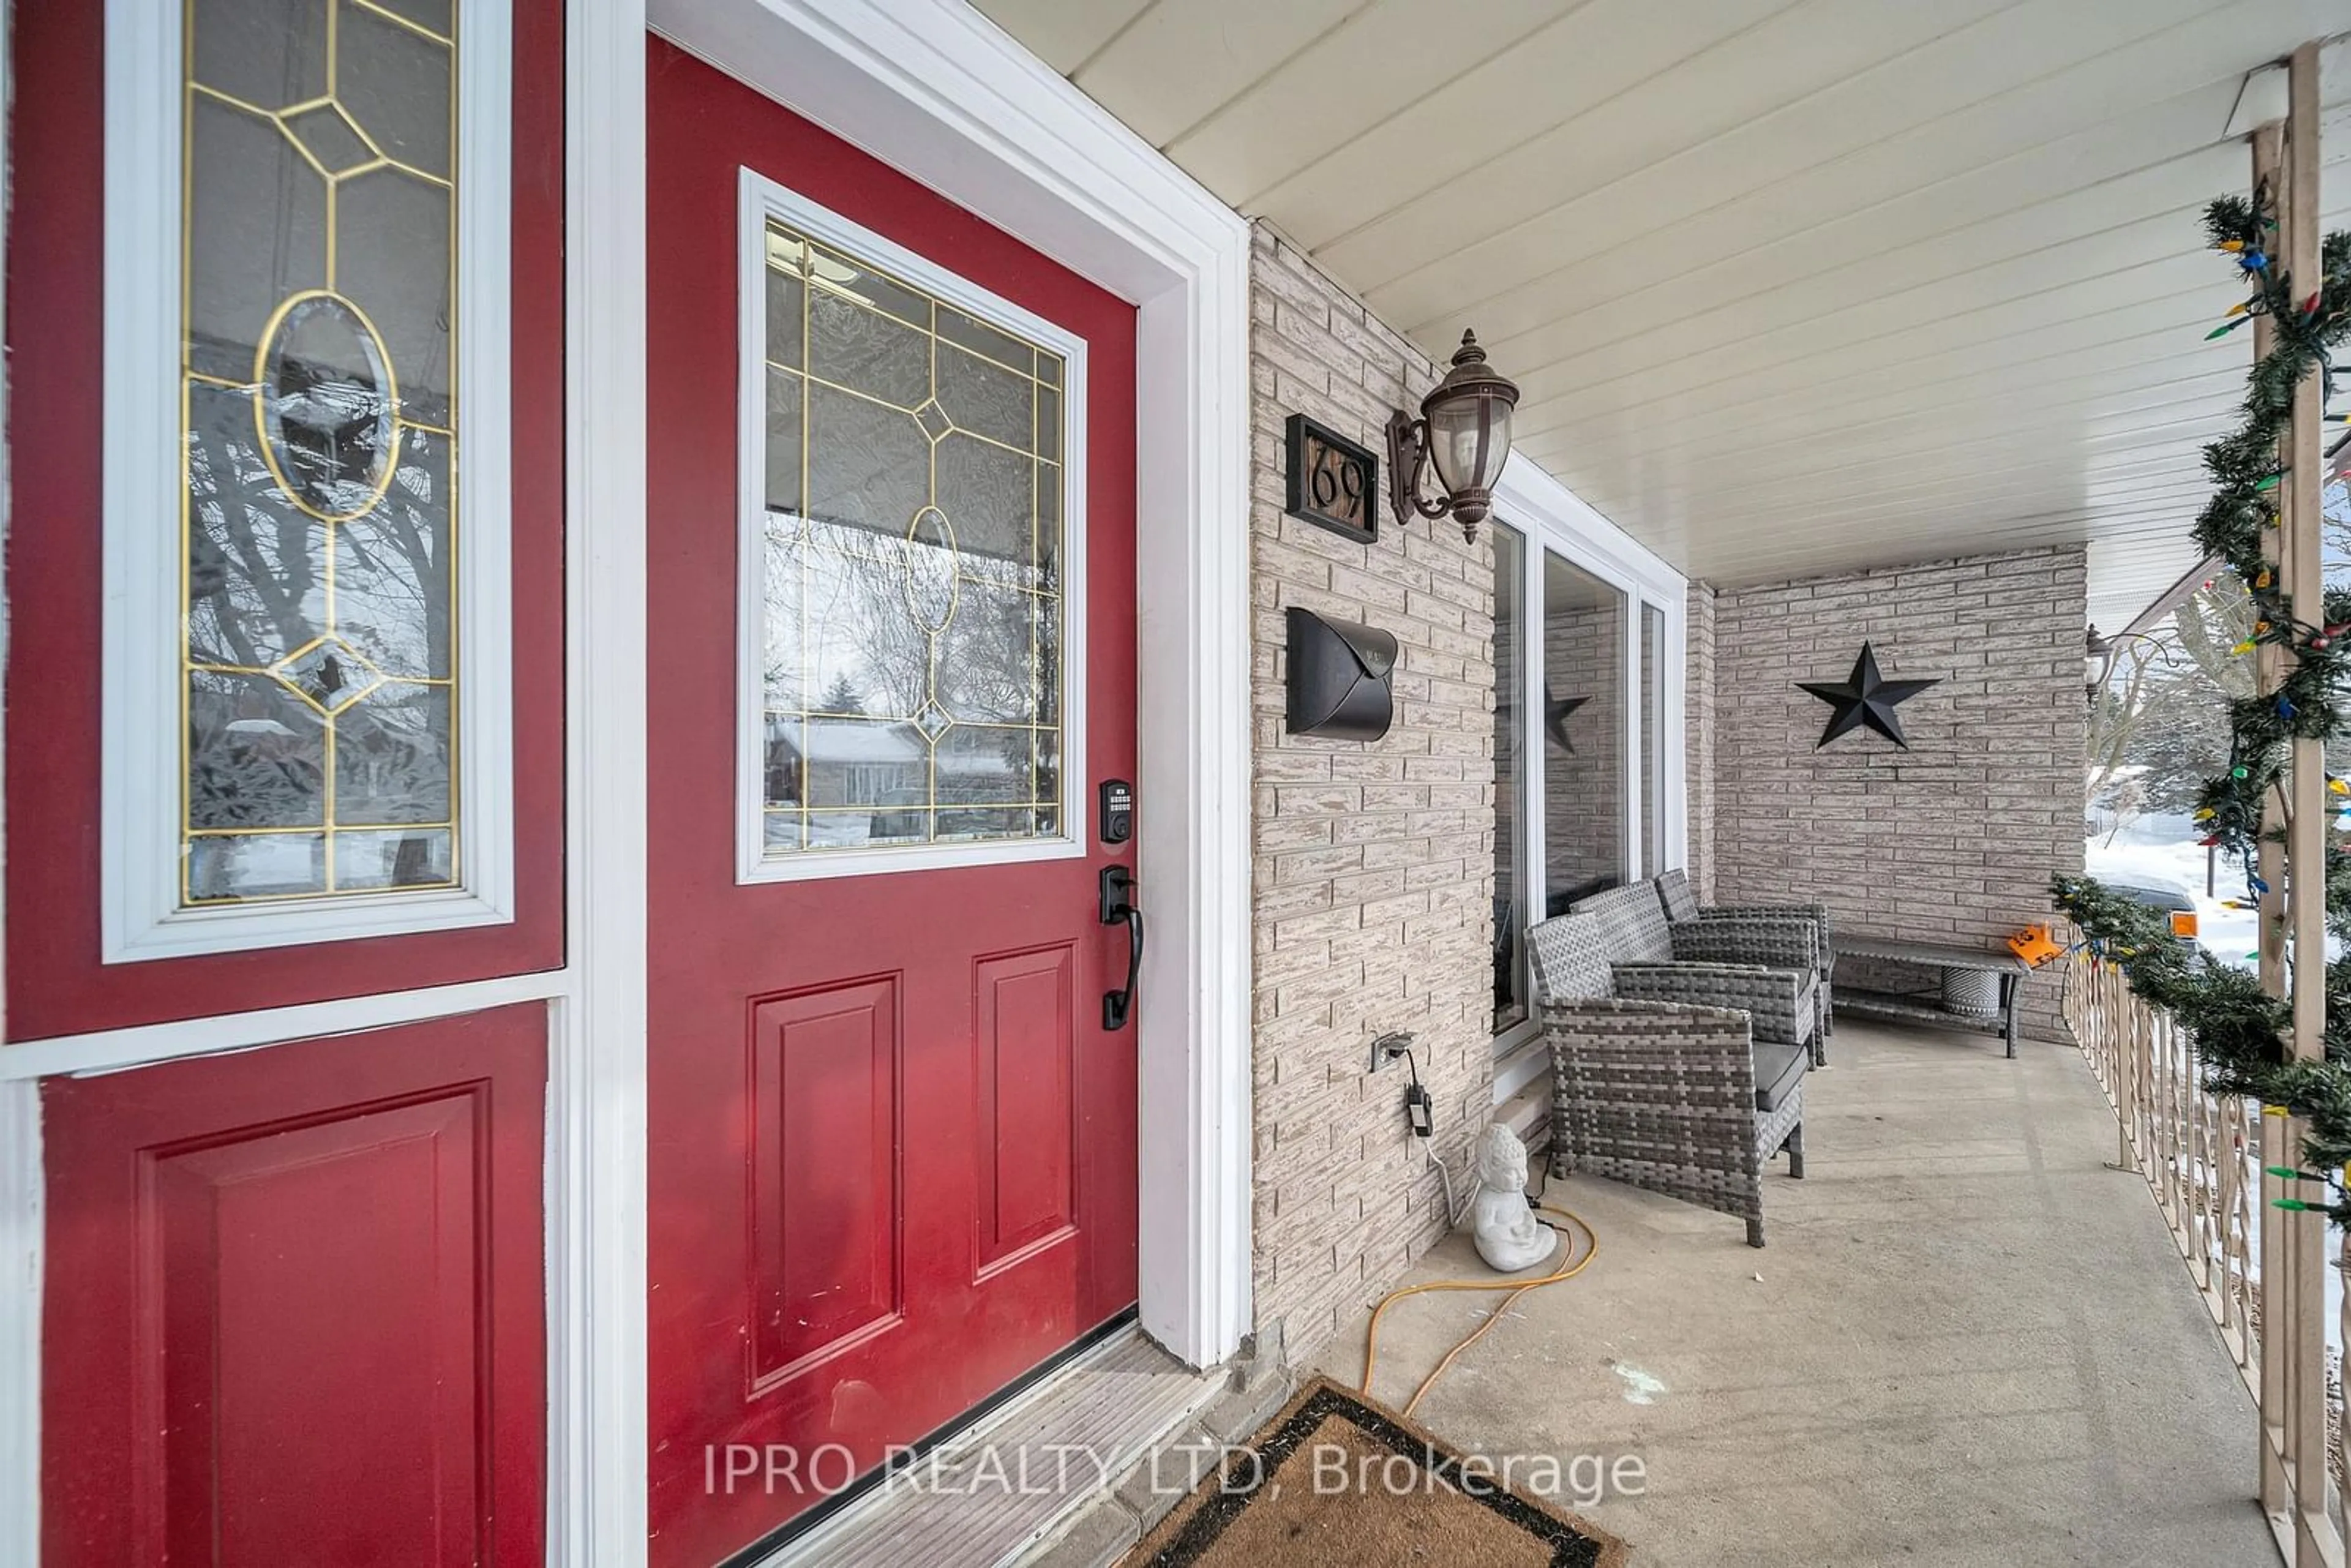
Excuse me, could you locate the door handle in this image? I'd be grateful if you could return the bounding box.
[1099,865,1142,1032]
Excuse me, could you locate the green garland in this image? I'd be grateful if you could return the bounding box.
[2056,181,2351,1220]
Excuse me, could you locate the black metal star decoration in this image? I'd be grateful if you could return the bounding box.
[1798,642,1939,750]
[1545,688,1589,752]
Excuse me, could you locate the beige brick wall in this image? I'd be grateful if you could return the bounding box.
[1246,222,1496,1367]
[1711,548,2088,1041]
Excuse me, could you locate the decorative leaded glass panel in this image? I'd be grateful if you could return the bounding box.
[181,0,459,905]
[759,222,1068,857]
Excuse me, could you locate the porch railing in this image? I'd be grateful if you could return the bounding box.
[2065,952,2346,1565]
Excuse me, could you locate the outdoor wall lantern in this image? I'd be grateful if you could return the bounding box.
[1385,329,1520,542]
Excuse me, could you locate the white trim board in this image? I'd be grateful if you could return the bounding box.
[99,0,517,962]
[0,1080,38,1568]
[0,971,569,1082]
[551,0,650,1559]
[651,0,1256,1370]
[732,168,1092,887]
[1495,459,1685,603]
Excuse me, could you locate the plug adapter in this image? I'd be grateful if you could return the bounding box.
[1404,1082,1434,1138]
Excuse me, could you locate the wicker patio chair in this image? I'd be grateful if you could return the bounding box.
[1529,911,1806,1248]
[1654,868,1835,1062]
[1567,883,1818,1060]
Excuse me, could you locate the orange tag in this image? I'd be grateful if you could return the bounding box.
[2008,923,2064,967]
[2169,910,2199,940]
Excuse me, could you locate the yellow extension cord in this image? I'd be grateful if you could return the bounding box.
[1359,1204,1600,1419]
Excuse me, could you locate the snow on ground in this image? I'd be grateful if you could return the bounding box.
[2083,811,2258,969]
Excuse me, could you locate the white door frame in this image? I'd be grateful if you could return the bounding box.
[648,0,1256,1371]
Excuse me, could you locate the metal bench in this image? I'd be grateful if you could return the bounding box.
[1830,934,2033,1057]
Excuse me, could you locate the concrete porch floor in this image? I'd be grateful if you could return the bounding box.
[1311,1021,2277,1567]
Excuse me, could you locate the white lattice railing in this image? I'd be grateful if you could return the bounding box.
[2064,953,2345,1564]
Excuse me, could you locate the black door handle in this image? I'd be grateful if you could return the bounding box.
[1100,865,1142,1031]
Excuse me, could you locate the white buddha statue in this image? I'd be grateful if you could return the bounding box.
[1470,1122,1556,1273]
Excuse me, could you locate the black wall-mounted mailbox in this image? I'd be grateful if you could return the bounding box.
[1284,606,1398,742]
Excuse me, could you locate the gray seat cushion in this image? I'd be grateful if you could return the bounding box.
[1753,1040,1808,1112]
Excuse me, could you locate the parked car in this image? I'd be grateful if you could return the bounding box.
[2101,880,2200,943]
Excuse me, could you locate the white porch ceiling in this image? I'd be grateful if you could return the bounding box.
[973,0,2350,629]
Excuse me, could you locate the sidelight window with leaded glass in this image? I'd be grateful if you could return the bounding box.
[180,0,465,904]
[741,185,1085,879]
[103,0,513,959]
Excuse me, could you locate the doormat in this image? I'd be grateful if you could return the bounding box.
[1122,1378,1626,1567]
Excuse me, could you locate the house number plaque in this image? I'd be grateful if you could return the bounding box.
[1283,413,1379,545]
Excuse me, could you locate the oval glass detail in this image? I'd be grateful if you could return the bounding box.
[901,505,960,636]
[253,290,400,523]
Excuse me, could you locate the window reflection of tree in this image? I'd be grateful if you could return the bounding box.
[184,356,451,848]
[762,504,1059,832]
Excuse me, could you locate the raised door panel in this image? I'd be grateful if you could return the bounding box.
[155,1097,482,1566]
[973,945,1076,1275]
[749,978,903,1385]
[40,1005,546,1568]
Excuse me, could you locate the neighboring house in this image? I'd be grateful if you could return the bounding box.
[763,716,924,808]
[764,715,1023,848]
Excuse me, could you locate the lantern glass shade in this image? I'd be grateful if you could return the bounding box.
[1384,329,1521,537]
[1426,392,1512,497]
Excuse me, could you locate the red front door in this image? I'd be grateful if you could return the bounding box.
[644,42,1141,1564]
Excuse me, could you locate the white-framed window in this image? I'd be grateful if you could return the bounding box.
[1490,520,1533,1038]
[841,763,918,806]
[1640,599,1668,878]
[734,169,1089,884]
[101,0,516,963]
[1488,468,1688,1087]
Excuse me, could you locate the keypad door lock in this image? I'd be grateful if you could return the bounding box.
[1099,779,1133,846]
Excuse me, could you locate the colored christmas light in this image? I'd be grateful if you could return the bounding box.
[2057,187,2351,1228]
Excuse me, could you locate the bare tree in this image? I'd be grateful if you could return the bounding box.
[2088,578,2255,831]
